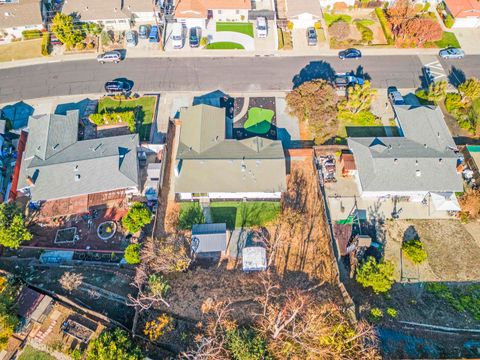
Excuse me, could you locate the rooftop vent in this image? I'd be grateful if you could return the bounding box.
[241,164,246,172]
[439,158,443,164]
[416,169,421,177]
[74,165,79,171]
[52,143,59,150]
[424,144,427,148]
[394,158,398,164]
[93,143,102,151]
[75,174,81,181]
[415,160,418,166]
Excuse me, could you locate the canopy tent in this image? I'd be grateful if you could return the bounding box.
[431,192,461,211]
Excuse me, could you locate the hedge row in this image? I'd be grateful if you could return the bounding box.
[22,29,42,40]
[41,32,50,56]
[375,8,394,45]
[356,22,373,44]
[90,112,136,132]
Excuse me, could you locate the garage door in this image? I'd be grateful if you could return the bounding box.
[184,18,207,29]
[291,19,315,28]
[453,17,480,28]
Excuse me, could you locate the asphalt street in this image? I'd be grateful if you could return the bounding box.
[0,55,477,103]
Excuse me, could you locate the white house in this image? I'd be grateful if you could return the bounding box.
[0,0,46,42]
[61,0,158,31]
[174,0,252,29]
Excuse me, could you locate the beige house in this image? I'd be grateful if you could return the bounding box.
[0,0,46,41]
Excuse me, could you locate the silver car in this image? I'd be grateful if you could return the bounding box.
[126,30,137,47]
[97,51,122,64]
[439,47,465,59]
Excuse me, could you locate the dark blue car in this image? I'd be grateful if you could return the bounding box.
[338,48,362,60]
[149,25,159,43]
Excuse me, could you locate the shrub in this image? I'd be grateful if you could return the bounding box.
[200,37,208,47]
[143,314,173,341]
[86,42,95,50]
[369,307,383,322]
[90,111,136,132]
[444,14,454,28]
[355,22,373,43]
[314,21,322,30]
[226,328,270,360]
[287,21,294,30]
[402,239,427,264]
[445,92,464,114]
[75,42,85,50]
[124,243,141,264]
[422,2,430,12]
[324,13,353,26]
[22,29,42,40]
[375,8,394,44]
[100,31,112,46]
[41,32,50,56]
[122,202,152,234]
[356,256,395,293]
[386,308,397,318]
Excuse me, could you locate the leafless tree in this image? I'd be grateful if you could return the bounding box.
[127,266,170,312]
[59,272,83,293]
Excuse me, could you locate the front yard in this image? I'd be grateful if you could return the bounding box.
[97,96,156,141]
[216,22,254,37]
[0,39,42,62]
[205,42,245,49]
[336,112,385,140]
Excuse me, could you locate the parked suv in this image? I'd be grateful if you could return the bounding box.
[306,27,317,46]
[138,25,150,39]
[387,86,405,105]
[256,17,268,38]
[189,27,200,48]
[97,51,122,64]
[126,30,137,47]
[334,72,364,89]
[171,23,184,49]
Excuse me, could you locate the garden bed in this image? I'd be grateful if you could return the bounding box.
[96,96,156,141]
[54,227,77,244]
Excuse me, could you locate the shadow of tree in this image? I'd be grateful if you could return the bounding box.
[292,61,336,88]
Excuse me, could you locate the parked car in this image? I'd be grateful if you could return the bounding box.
[126,30,137,47]
[138,25,150,39]
[306,27,317,46]
[97,51,122,64]
[189,27,200,48]
[387,86,405,105]
[256,17,268,38]
[334,72,364,89]
[104,80,132,93]
[171,23,184,49]
[50,33,62,46]
[149,25,160,43]
[338,48,362,59]
[439,47,465,59]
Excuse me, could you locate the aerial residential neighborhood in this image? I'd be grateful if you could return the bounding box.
[1,0,480,359]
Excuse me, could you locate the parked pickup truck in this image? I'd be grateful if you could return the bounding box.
[333,72,364,89]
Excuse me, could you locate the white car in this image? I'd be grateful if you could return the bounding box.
[171,23,184,49]
[126,30,137,47]
[256,17,267,38]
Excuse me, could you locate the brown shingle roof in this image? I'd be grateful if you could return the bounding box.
[0,0,43,29]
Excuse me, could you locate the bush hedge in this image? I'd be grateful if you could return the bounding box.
[445,14,454,28]
[402,239,427,264]
[90,111,136,132]
[375,8,394,45]
[22,29,42,40]
[356,22,373,44]
[41,32,50,56]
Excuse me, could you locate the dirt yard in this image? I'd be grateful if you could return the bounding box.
[384,219,480,281]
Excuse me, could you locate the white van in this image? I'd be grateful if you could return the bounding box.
[256,17,267,38]
[171,23,184,49]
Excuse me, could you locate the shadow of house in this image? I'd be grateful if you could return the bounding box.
[1,101,34,131]
[292,61,336,88]
[402,225,419,243]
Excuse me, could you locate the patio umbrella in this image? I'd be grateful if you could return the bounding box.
[430,192,461,211]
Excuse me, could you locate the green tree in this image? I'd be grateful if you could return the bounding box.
[51,13,85,47]
[338,80,377,114]
[356,257,395,293]
[458,78,480,103]
[226,328,271,360]
[86,328,141,360]
[286,80,338,144]
[124,244,141,264]
[402,239,427,264]
[427,80,447,103]
[0,203,32,249]
[178,203,205,230]
[122,202,152,234]
[0,277,19,351]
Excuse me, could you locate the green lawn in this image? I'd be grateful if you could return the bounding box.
[324,13,353,26]
[180,201,281,230]
[97,96,156,141]
[243,107,274,134]
[206,42,245,49]
[337,111,385,139]
[216,22,254,37]
[18,346,55,360]
[434,31,460,48]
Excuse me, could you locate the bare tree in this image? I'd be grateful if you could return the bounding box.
[142,235,191,274]
[59,272,83,293]
[127,266,170,311]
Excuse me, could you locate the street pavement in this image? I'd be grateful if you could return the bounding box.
[0,55,479,103]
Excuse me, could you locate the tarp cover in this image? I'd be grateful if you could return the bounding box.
[431,192,461,211]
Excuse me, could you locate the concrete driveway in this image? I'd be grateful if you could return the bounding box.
[453,28,480,55]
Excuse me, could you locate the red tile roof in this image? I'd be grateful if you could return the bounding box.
[175,0,251,18]
[444,0,480,18]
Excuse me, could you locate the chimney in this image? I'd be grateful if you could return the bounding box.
[26,176,35,187]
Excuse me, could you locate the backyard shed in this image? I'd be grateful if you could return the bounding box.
[242,246,267,271]
[191,223,227,257]
[340,153,356,177]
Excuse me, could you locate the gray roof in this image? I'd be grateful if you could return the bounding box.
[348,105,463,193]
[61,0,155,21]
[175,104,286,194]
[286,0,322,18]
[18,111,139,201]
[0,0,43,28]
[192,223,227,253]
